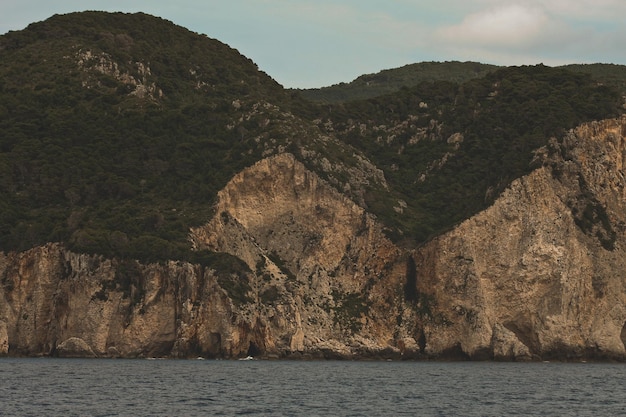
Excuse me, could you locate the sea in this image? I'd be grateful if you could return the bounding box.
[1,358,625,416]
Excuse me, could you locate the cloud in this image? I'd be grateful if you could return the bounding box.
[426,1,626,67]
[436,4,550,47]
[518,0,626,21]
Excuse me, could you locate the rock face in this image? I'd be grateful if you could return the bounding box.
[413,117,626,360]
[1,117,626,360]
[189,152,415,358]
[56,337,97,358]
[0,244,250,358]
[0,154,414,359]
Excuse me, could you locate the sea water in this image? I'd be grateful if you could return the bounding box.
[1,358,625,416]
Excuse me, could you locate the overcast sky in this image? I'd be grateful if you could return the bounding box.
[2,0,626,88]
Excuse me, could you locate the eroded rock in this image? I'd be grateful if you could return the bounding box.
[57,337,97,358]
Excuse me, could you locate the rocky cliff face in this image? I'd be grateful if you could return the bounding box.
[2,117,626,360]
[189,152,416,358]
[0,153,416,359]
[413,116,626,360]
[0,244,254,358]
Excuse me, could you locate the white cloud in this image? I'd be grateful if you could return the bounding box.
[425,1,626,67]
[436,4,550,47]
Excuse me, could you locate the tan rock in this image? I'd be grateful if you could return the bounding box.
[491,323,532,361]
[290,328,305,352]
[57,337,97,358]
[0,321,8,355]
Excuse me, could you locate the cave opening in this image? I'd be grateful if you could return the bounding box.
[620,322,626,351]
[247,341,261,357]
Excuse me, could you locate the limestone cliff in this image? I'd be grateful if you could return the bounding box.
[413,116,626,360]
[0,244,257,358]
[2,117,626,360]
[0,153,416,359]
[189,152,416,358]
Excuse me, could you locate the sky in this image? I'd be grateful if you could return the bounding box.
[2,0,626,88]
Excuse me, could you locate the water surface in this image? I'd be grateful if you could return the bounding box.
[1,358,624,416]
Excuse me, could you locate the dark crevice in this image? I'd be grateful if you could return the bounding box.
[404,255,418,303]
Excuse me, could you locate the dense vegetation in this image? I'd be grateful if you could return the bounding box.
[0,12,301,261]
[318,65,623,243]
[1,11,624,261]
[563,63,626,95]
[295,61,498,103]
[296,61,626,104]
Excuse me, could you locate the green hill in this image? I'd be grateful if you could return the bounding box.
[0,11,624,261]
[294,61,498,103]
[563,63,626,94]
[0,11,304,261]
[294,62,626,105]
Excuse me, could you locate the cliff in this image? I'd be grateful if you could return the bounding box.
[2,117,626,360]
[0,153,415,359]
[0,244,247,358]
[414,116,626,360]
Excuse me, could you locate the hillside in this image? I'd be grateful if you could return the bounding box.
[563,63,626,95]
[296,62,626,104]
[295,61,498,103]
[0,12,328,262]
[1,12,623,258]
[2,11,626,360]
[314,65,623,243]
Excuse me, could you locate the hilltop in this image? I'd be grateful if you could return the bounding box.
[296,61,626,104]
[0,11,310,261]
[294,61,498,103]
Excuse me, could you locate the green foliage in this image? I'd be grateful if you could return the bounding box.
[114,259,145,301]
[216,269,254,306]
[573,201,617,251]
[318,65,623,244]
[191,250,253,305]
[0,11,296,259]
[296,62,626,105]
[259,285,281,305]
[194,251,251,276]
[563,63,626,95]
[568,176,617,251]
[267,251,296,281]
[295,61,498,103]
[331,291,369,333]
